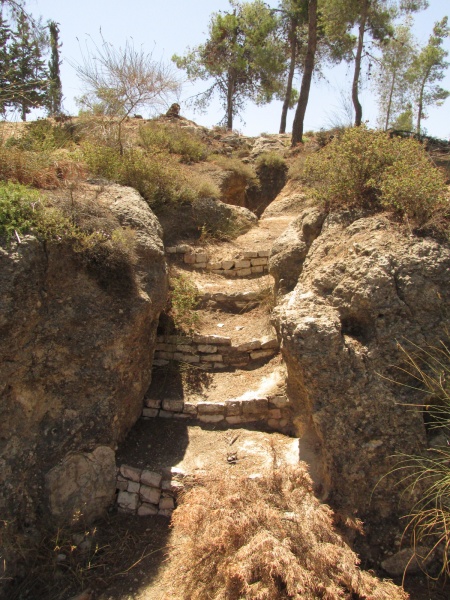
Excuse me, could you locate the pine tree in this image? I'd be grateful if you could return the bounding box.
[0,11,13,114]
[47,20,62,116]
[9,11,47,120]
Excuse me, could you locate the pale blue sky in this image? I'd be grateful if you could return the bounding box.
[27,0,450,137]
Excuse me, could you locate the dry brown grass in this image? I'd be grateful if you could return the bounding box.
[163,463,408,600]
[0,147,85,189]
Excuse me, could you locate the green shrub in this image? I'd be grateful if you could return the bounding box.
[5,119,77,152]
[304,126,448,228]
[81,143,217,207]
[255,151,287,173]
[0,182,42,241]
[169,274,199,332]
[209,154,257,184]
[139,121,208,163]
[390,340,450,577]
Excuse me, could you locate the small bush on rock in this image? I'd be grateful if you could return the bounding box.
[139,121,209,163]
[169,274,199,332]
[303,126,448,230]
[163,464,407,600]
[255,151,287,173]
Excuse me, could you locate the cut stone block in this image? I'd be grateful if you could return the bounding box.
[212,269,225,275]
[184,254,196,264]
[241,398,268,414]
[195,253,208,263]
[183,402,198,415]
[177,245,192,253]
[243,251,258,258]
[235,260,251,269]
[269,408,282,419]
[193,334,231,346]
[127,481,140,494]
[214,363,227,369]
[251,266,264,274]
[173,413,191,419]
[250,349,276,360]
[140,485,161,505]
[268,395,288,408]
[198,344,217,353]
[261,336,279,350]
[116,480,128,491]
[174,353,200,363]
[257,250,270,257]
[268,419,281,430]
[225,400,241,416]
[117,491,139,511]
[236,340,261,352]
[251,257,268,266]
[193,263,207,269]
[221,260,235,270]
[198,414,225,423]
[209,262,222,270]
[197,402,225,415]
[120,465,142,482]
[177,344,195,354]
[142,408,158,418]
[236,268,252,277]
[162,398,184,412]
[159,496,175,510]
[226,415,243,425]
[165,246,177,254]
[201,354,222,362]
[138,503,158,516]
[141,470,162,489]
[225,270,237,277]
[145,398,162,409]
[159,410,174,418]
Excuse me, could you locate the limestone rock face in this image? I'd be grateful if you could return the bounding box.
[273,212,450,555]
[46,446,116,524]
[0,184,168,526]
[269,207,325,291]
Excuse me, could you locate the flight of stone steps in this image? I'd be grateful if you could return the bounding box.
[116,232,298,520]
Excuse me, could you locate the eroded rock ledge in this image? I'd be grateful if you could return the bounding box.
[0,184,168,527]
[272,211,450,557]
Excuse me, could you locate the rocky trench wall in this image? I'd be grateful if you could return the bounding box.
[0,184,168,529]
[142,394,293,434]
[154,333,278,370]
[166,244,269,277]
[271,211,450,559]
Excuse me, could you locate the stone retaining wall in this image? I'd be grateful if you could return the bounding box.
[116,464,186,518]
[142,394,293,434]
[153,333,279,370]
[166,245,269,277]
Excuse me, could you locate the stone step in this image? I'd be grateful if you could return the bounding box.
[154,333,279,370]
[142,393,293,434]
[166,245,270,277]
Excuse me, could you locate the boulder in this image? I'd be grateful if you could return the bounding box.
[0,183,167,527]
[192,196,257,236]
[269,207,326,291]
[273,211,450,557]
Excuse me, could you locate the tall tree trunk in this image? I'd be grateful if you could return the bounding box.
[384,69,396,131]
[279,22,297,134]
[352,0,368,127]
[416,68,430,136]
[226,73,235,130]
[291,0,317,146]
